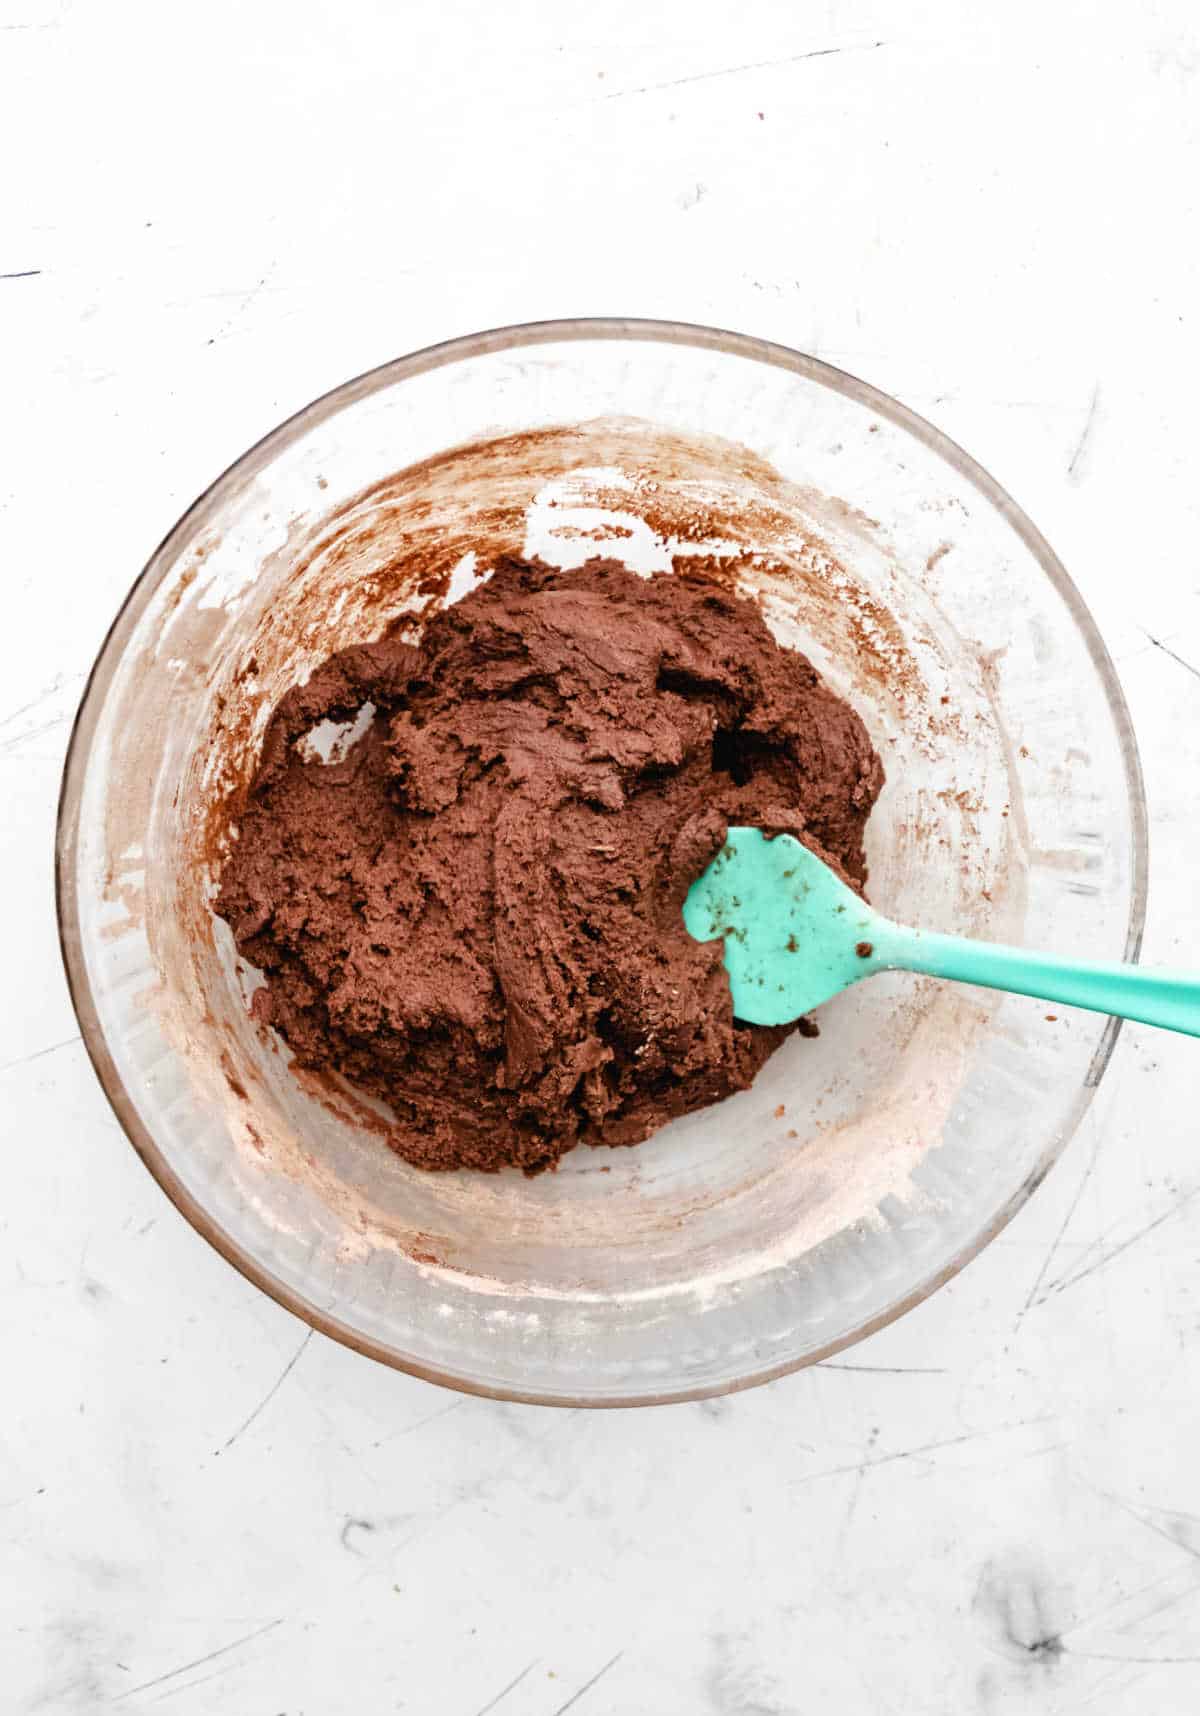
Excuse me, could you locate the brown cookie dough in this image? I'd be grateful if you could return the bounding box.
[216,558,884,1173]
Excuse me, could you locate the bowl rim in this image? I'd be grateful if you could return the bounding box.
[55,316,1149,1407]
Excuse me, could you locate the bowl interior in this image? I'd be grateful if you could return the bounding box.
[58,324,1144,1403]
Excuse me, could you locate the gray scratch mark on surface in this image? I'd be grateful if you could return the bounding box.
[549,1652,624,1716]
[1014,1124,1104,1329]
[1091,1485,1200,1563]
[207,266,276,346]
[1038,1188,1200,1303]
[112,1619,283,1700]
[219,1329,312,1453]
[372,1397,468,1447]
[1117,1576,1200,1642]
[1068,1648,1200,1664]
[831,1427,878,1572]
[147,1652,278,1704]
[792,1416,1053,1485]
[1141,629,1200,683]
[998,1439,1070,1471]
[473,1660,538,1716]
[1047,1210,1131,1296]
[339,1516,376,1556]
[600,40,885,101]
[0,268,42,278]
[1049,1561,1185,1647]
[1067,383,1101,482]
[0,672,74,729]
[0,1033,82,1077]
[0,712,68,753]
[817,1362,946,1374]
[1050,1180,1181,1297]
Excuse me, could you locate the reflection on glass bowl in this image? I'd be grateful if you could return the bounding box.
[56,321,1145,1405]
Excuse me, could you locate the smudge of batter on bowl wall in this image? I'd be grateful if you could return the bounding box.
[98,417,1022,1300]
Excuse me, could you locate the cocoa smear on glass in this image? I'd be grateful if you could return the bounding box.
[216,557,884,1173]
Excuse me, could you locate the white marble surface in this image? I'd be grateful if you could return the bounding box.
[5,2,1200,1710]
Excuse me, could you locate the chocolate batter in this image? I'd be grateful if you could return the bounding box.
[217,558,884,1173]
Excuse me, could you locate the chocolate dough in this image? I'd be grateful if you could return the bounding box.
[216,559,884,1173]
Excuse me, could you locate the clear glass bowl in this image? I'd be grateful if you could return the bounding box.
[56,320,1146,1405]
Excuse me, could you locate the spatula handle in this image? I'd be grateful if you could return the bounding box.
[879,928,1200,1039]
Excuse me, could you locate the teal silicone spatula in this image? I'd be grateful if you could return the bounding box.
[683,827,1200,1037]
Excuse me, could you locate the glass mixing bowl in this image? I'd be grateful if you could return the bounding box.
[56,320,1146,1405]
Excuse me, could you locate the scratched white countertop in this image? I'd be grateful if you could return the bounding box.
[5,3,1200,1711]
